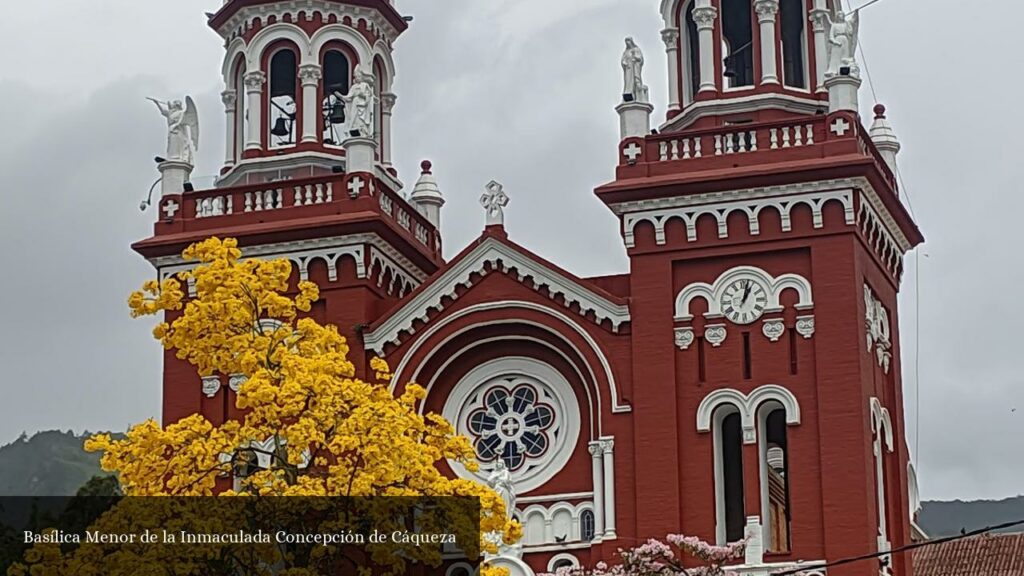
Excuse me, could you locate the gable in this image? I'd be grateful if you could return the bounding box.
[363,236,630,354]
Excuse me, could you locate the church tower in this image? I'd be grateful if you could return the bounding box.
[598,0,922,574]
[133,0,445,426]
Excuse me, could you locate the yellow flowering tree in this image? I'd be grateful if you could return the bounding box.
[9,237,518,576]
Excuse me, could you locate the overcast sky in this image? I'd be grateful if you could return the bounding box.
[0,0,1021,502]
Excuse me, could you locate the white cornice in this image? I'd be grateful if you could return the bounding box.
[150,233,427,294]
[215,1,400,44]
[363,237,631,352]
[659,92,825,132]
[215,152,404,193]
[609,177,912,253]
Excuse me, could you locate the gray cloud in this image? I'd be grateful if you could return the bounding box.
[0,0,1020,501]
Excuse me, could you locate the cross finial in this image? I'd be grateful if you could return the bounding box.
[480,180,509,227]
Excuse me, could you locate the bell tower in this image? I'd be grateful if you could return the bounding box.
[134,0,446,430]
[212,0,406,187]
[599,1,923,575]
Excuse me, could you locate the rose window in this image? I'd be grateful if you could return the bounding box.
[467,383,555,471]
[443,358,580,493]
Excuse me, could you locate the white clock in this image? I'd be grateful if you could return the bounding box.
[720,279,768,325]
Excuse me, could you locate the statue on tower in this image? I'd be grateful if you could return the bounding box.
[147,96,199,166]
[341,68,377,139]
[621,37,649,103]
[825,9,860,78]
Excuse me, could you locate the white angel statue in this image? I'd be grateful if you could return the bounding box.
[825,9,860,78]
[148,96,200,166]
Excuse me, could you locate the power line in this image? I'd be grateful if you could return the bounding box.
[770,519,1024,576]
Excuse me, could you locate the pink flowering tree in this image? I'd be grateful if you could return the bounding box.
[546,535,746,576]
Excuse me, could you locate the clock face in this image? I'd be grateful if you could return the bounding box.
[721,279,768,325]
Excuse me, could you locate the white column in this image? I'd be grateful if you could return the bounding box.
[221,89,237,167]
[874,434,889,549]
[298,64,322,144]
[692,3,718,93]
[755,0,780,85]
[243,71,266,151]
[662,28,682,110]
[588,442,605,541]
[809,1,830,92]
[600,438,617,538]
[380,92,397,167]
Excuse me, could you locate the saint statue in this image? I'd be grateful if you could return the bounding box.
[825,9,860,78]
[147,96,199,166]
[342,69,377,139]
[487,460,516,523]
[621,37,649,103]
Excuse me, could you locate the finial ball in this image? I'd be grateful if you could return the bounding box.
[420,160,433,174]
[874,104,887,118]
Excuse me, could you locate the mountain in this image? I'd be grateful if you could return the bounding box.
[0,430,114,496]
[919,496,1024,537]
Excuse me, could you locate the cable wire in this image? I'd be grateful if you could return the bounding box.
[769,519,1024,575]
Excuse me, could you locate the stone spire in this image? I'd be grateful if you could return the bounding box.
[409,160,445,228]
[869,104,901,173]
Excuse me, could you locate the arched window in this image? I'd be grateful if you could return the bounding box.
[721,0,754,88]
[580,509,596,542]
[714,406,746,543]
[685,1,701,101]
[321,49,351,145]
[268,48,298,148]
[758,404,792,553]
[780,0,807,88]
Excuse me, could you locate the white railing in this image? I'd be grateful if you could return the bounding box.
[769,123,816,149]
[244,188,284,212]
[196,195,233,218]
[292,182,333,206]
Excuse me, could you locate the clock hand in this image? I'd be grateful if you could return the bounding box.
[741,280,752,306]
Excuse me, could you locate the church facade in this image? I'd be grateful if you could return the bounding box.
[133,1,924,575]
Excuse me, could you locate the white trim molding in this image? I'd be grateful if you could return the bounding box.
[151,233,425,295]
[389,300,631,415]
[864,285,893,373]
[622,188,854,248]
[696,384,802,445]
[364,237,631,353]
[675,265,813,320]
[520,501,598,548]
[547,553,581,572]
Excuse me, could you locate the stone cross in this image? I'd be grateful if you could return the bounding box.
[162,199,180,219]
[831,118,851,136]
[348,176,365,198]
[480,180,509,227]
[624,142,643,163]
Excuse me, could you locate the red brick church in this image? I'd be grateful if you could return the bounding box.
[133,1,925,574]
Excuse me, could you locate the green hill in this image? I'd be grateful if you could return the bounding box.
[919,496,1024,537]
[0,430,114,496]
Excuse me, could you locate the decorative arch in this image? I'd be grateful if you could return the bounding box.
[246,23,314,69]
[389,300,630,416]
[675,266,813,320]
[309,23,374,67]
[222,37,249,86]
[548,553,581,572]
[697,384,801,444]
[445,562,475,576]
[372,40,396,90]
[870,397,894,452]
